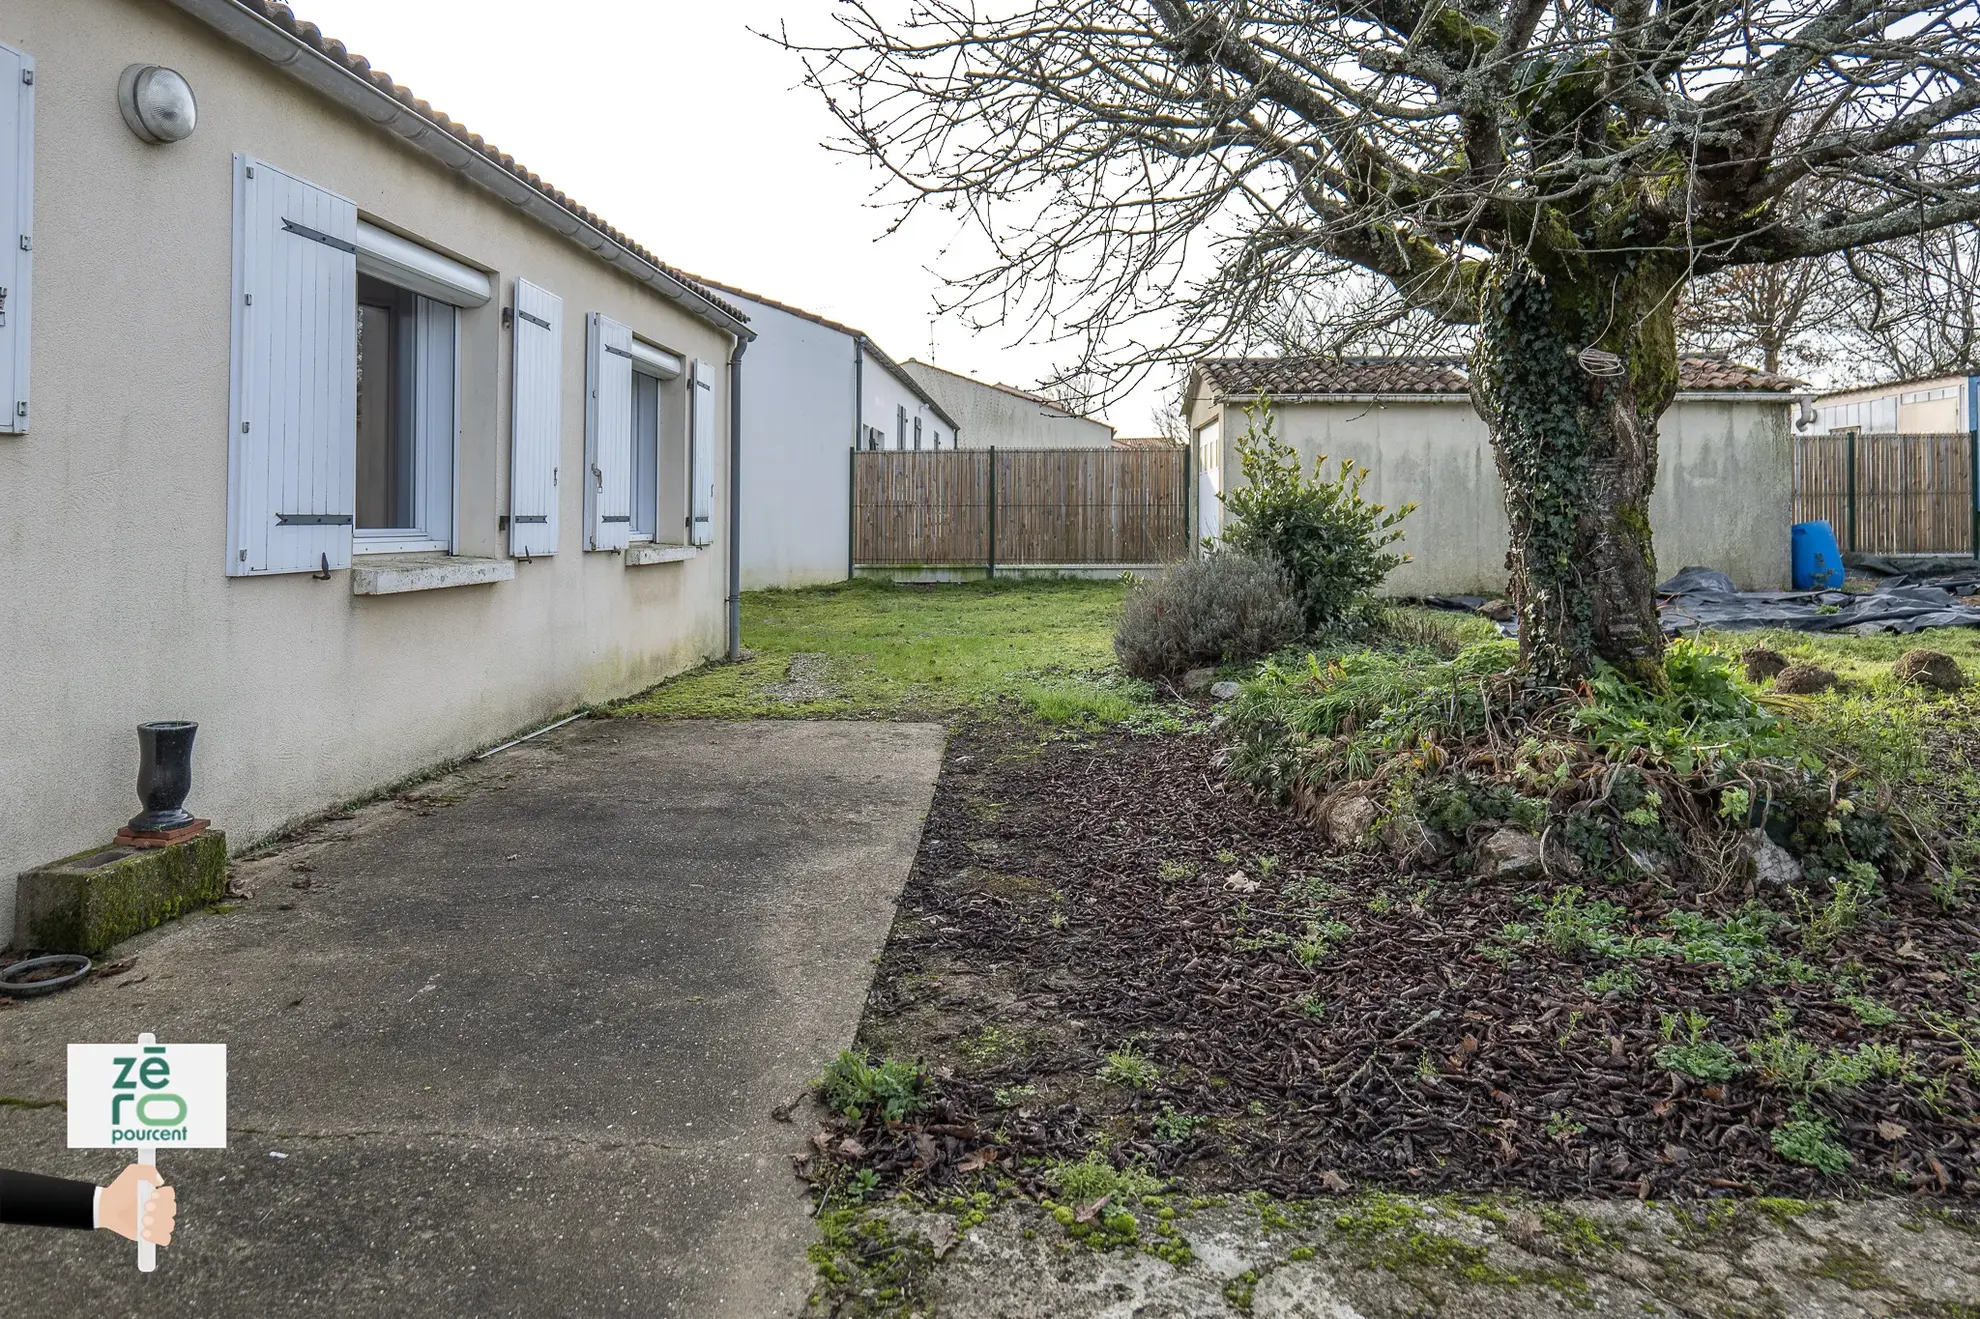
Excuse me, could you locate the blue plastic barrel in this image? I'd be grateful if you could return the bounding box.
[1791,520,1845,590]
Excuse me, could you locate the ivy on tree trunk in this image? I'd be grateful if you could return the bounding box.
[1474,260,1676,685]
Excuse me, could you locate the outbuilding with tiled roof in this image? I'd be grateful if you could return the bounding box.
[1184,354,1809,597]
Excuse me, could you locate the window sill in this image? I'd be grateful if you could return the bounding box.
[624,543,698,567]
[351,553,515,596]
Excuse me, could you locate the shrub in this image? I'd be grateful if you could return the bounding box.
[1220,398,1413,634]
[1114,551,1303,679]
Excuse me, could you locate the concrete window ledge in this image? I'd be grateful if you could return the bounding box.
[624,543,698,567]
[352,553,516,596]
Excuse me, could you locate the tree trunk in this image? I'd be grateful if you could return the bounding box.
[1474,260,1677,686]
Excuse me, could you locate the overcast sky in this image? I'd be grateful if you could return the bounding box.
[299,0,1167,431]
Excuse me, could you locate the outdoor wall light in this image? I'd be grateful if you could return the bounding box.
[118,64,198,144]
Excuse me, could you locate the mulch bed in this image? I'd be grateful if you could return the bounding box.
[830,722,1980,1203]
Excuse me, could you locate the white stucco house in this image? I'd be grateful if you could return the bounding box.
[1,0,755,939]
[1185,355,1807,596]
[701,281,960,590]
[899,360,1117,449]
[1813,371,1979,435]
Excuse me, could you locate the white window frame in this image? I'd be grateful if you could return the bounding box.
[353,275,460,555]
[627,337,684,543]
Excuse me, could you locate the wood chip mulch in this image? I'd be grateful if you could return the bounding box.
[846,723,1980,1202]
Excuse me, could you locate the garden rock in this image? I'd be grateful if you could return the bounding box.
[1773,663,1838,695]
[1474,828,1543,879]
[1741,646,1789,683]
[1741,829,1802,888]
[1210,681,1244,701]
[1895,647,1968,691]
[1318,795,1378,847]
[1180,666,1217,695]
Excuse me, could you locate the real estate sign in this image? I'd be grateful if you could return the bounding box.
[67,1041,227,1148]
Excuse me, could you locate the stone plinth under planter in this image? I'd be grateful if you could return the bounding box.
[14,831,227,954]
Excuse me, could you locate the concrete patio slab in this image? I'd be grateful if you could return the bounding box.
[0,718,945,1317]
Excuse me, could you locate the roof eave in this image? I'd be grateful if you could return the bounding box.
[171,0,753,342]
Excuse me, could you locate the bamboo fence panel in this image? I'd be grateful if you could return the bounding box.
[1791,431,1973,556]
[851,447,1189,567]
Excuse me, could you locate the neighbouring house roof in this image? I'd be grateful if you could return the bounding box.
[1194,354,1803,399]
[1815,369,1979,401]
[901,359,1118,436]
[175,0,750,336]
[695,278,963,432]
[1112,436,1184,450]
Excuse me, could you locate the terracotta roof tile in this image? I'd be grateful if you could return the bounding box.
[227,1,748,327]
[1198,354,1802,397]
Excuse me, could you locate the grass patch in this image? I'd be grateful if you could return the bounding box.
[617,578,1139,720]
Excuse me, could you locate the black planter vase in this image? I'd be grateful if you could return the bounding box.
[129,721,198,834]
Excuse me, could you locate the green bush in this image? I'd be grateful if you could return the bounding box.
[1113,551,1304,679]
[1221,398,1413,634]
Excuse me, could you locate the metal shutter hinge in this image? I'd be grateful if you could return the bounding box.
[21,69,32,85]
[244,293,252,306]
[14,402,24,418]
[17,235,28,251]
[241,421,250,433]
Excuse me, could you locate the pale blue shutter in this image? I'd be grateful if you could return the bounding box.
[584,312,634,551]
[0,43,32,434]
[226,155,358,576]
[690,358,716,547]
[509,279,563,557]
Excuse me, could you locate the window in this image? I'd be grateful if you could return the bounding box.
[355,274,455,551]
[587,313,688,550]
[631,341,686,543]
[913,416,923,450]
[228,156,491,575]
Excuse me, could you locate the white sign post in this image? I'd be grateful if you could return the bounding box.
[68,1033,227,1271]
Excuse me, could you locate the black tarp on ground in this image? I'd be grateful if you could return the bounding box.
[1657,566,1980,634]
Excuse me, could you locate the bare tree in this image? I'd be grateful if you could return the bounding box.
[781,0,1980,682]
[1680,258,1841,377]
[1838,222,1980,380]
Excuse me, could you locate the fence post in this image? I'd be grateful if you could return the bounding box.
[986,446,998,579]
[847,446,857,580]
[1845,431,1858,555]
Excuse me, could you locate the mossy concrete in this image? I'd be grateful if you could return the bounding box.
[13,831,227,954]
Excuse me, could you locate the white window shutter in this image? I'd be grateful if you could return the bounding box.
[584,312,634,551]
[226,155,358,576]
[509,278,563,557]
[0,44,32,434]
[690,358,716,547]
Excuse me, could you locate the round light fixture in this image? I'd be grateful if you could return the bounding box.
[118,64,197,144]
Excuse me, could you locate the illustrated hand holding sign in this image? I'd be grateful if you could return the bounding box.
[68,1033,225,1271]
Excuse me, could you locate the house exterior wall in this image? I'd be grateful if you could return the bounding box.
[1814,374,1975,434]
[728,293,857,589]
[862,358,950,451]
[0,0,736,937]
[900,361,1114,449]
[1191,393,1792,597]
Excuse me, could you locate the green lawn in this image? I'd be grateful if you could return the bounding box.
[615,577,1152,723]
